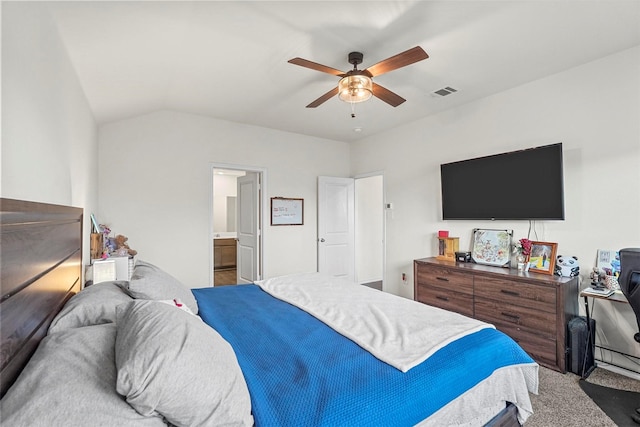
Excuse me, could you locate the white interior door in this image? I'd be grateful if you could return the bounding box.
[318,176,355,281]
[237,172,260,283]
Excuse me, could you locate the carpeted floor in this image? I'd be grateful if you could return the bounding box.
[525,366,640,426]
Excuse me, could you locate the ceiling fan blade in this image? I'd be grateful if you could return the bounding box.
[372,83,406,107]
[288,58,346,76]
[364,46,429,77]
[306,87,339,108]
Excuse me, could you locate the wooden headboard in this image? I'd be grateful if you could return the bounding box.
[0,198,83,397]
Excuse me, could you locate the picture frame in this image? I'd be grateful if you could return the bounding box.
[471,228,513,267]
[270,197,304,226]
[595,249,620,289]
[528,241,558,275]
[596,249,621,276]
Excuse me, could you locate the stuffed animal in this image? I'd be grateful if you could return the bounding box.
[554,255,579,277]
[590,267,602,283]
[114,234,137,257]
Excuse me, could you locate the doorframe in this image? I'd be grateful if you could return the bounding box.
[209,162,267,287]
[354,171,386,290]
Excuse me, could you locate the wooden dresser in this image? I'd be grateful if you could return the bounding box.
[414,257,579,373]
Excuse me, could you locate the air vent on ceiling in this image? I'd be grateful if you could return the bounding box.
[433,86,458,97]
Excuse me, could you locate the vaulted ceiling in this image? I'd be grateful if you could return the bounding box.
[40,1,640,142]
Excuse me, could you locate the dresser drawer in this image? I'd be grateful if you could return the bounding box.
[492,323,558,369]
[416,284,474,317]
[415,265,473,295]
[474,276,556,314]
[475,297,556,338]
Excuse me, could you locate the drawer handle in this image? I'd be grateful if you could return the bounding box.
[436,276,449,282]
[500,289,520,297]
[436,295,450,302]
[501,312,520,321]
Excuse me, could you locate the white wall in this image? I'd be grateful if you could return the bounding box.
[98,110,350,287]
[1,2,98,262]
[351,45,640,299]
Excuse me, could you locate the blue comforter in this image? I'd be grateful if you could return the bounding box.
[193,285,533,426]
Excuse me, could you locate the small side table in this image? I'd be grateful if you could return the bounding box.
[579,289,628,378]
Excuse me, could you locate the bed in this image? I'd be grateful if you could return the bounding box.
[0,198,538,426]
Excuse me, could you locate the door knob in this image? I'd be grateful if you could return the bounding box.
[319,238,325,242]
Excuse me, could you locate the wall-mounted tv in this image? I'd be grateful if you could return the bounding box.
[440,143,565,220]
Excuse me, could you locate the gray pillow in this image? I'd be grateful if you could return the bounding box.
[124,260,198,314]
[48,281,133,335]
[1,324,166,427]
[115,300,253,427]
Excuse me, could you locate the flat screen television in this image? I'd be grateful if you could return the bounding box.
[440,143,565,220]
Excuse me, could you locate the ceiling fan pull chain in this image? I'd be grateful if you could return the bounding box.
[350,102,356,118]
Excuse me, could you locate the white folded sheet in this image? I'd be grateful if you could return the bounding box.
[255,272,494,372]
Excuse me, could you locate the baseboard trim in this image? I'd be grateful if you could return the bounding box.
[597,361,640,381]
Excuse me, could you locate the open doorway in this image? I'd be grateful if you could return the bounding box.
[210,164,266,286]
[355,174,384,290]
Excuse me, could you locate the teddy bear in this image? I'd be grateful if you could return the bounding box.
[114,234,137,257]
[554,255,579,277]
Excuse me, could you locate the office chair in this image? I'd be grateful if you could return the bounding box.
[620,248,640,343]
[618,248,640,424]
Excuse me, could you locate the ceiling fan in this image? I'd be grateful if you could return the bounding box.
[288,46,428,109]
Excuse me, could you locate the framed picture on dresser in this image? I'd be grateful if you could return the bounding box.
[528,241,558,274]
[470,228,513,267]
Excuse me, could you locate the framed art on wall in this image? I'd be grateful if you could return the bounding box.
[528,241,558,275]
[271,197,304,226]
[471,229,513,267]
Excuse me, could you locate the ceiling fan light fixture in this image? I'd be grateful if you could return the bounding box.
[338,74,373,103]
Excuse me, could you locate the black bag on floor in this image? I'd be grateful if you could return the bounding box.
[567,316,595,377]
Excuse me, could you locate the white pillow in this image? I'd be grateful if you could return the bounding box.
[123,259,198,314]
[115,300,253,427]
[48,281,132,334]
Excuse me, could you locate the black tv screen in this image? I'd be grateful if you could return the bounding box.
[440,143,565,220]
